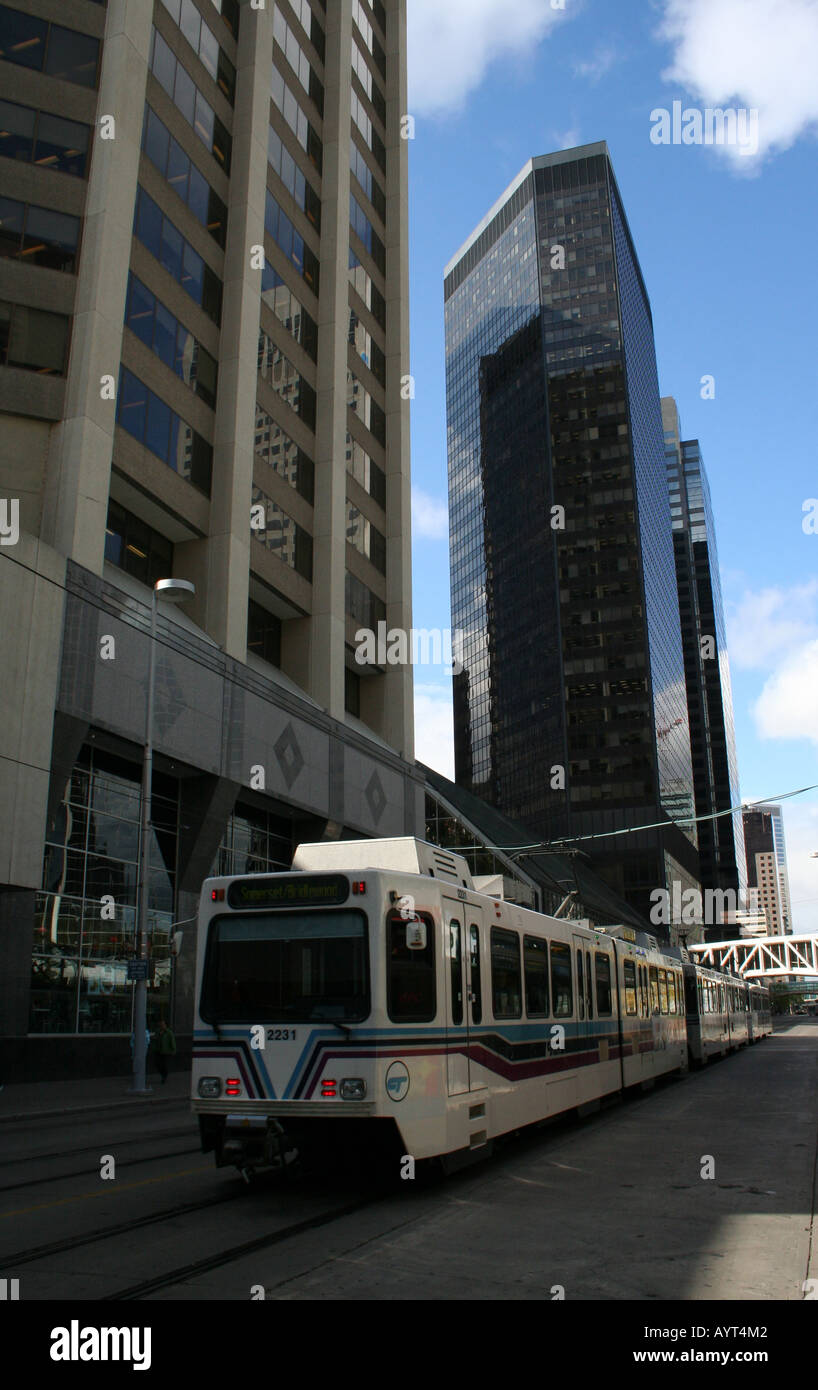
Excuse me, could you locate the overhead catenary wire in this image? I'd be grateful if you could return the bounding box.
[476,783,818,860]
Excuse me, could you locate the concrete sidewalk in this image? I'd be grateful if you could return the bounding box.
[0,1068,191,1123]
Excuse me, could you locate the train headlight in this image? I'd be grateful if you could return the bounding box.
[340,1078,366,1100]
[198,1077,222,1098]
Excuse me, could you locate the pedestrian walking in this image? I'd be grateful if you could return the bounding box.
[155,1019,176,1084]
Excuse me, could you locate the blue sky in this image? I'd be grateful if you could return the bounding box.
[404,0,818,929]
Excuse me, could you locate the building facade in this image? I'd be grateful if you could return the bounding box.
[743,807,791,936]
[662,397,745,923]
[758,802,794,934]
[0,0,418,1077]
[444,144,699,927]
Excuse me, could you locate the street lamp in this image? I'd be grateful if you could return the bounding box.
[130,578,195,1095]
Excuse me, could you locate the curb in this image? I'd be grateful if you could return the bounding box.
[0,1090,191,1126]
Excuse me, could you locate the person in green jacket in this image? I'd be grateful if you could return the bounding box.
[155,1019,176,1084]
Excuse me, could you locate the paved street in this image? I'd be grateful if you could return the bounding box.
[1,1020,815,1301]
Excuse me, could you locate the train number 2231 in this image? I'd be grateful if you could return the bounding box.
[266,1028,296,1041]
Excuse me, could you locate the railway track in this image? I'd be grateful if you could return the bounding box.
[0,1129,200,1194]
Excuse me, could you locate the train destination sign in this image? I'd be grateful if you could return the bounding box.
[227,874,350,909]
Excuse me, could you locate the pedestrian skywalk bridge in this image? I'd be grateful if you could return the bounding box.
[689,932,818,979]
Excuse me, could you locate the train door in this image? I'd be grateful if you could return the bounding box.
[573,934,587,1068]
[442,901,469,1095]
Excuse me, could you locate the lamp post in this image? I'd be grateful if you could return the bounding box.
[130,578,195,1095]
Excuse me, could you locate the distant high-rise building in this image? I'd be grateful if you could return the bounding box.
[0,0,418,1073]
[444,143,699,927]
[754,803,794,934]
[743,808,790,935]
[662,398,745,915]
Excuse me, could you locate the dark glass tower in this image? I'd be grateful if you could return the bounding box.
[444,144,699,924]
[663,398,746,916]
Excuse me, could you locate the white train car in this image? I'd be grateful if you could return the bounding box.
[748,983,773,1041]
[191,838,692,1175]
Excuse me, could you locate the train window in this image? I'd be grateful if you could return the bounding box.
[576,949,585,1020]
[469,924,482,1025]
[387,910,435,1023]
[649,966,659,1014]
[490,927,521,1019]
[586,950,594,1019]
[684,972,698,1015]
[523,935,549,1017]
[550,941,573,1017]
[658,970,668,1014]
[667,973,676,1014]
[595,953,612,1015]
[639,965,648,1017]
[449,919,463,1026]
[623,960,637,1015]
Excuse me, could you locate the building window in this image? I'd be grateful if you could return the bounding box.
[254,404,314,504]
[347,369,385,446]
[247,599,282,668]
[261,260,318,360]
[0,6,100,88]
[158,0,236,105]
[272,3,324,116]
[0,100,91,177]
[142,106,227,248]
[0,299,69,374]
[104,498,174,587]
[267,126,321,231]
[345,570,385,629]
[344,666,360,716]
[350,194,385,274]
[149,26,231,173]
[346,500,386,574]
[116,366,213,495]
[258,330,316,430]
[210,804,292,878]
[0,195,80,272]
[251,484,313,580]
[125,272,218,408]
[32,747,178,1034]
[349,249,386,329]
[346,433,385,508]
[134,187,222,325]
[271,61,322,172]
[348,307,385,385]
[264,189,319,295]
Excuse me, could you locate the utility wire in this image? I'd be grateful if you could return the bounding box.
[479,783,818,859]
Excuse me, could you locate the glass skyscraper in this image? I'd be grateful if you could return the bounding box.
[663,398,746,911]
[445,144,699,924]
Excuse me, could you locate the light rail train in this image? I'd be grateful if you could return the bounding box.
[191,838,772,1177]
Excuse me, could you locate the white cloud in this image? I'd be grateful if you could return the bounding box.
[412,487,449,540]
[725,580,818,671]
[573,45,618,83]
[414,683,455,778]
[658,0,818,167]
[754,639,818,747]
[407,0,566,117]
[553,126,582,151]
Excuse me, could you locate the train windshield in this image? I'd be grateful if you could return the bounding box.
[202,911,369,1023]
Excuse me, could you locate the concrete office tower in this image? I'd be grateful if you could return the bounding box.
[662,399,745,922]
[444,144,699,928]
[0,0,416,1073]
[758,803,794,934]
[744,807,792,936]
